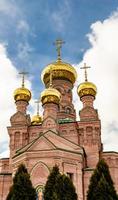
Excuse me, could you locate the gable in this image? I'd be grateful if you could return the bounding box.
[28,136,56,151]
[44,130,83,153]
[15,129,83,157]
[10,111,30,126]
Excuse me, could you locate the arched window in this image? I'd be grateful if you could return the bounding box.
[14,132,20,149]
[66,107,71,114]
[67,88,71,93]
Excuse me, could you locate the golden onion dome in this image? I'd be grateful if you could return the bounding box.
[77,81,97,98]
[31,115,42,125]
[41,87,61,105]
[14,87,31,102]
[41,60,77,85]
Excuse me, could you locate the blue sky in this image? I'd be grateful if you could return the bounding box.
[1,0,118,157]
[0,0,118,96]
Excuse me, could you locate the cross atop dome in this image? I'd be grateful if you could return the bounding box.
[35,100,40,116]
[31,99,42,125]
[80,63,91,82]
[53,39,65,61]
[19,71,28,88]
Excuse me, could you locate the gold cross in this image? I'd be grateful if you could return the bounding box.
[19,71,28,87]
[35,100,40,116]
[80,63,91,81]
[53,39,65,61]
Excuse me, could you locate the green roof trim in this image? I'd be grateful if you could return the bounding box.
[58,118,75,124]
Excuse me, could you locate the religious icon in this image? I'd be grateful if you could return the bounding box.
[36,185,44,200]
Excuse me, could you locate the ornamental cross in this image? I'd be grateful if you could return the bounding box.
[35,100,40,116]
[80,63,91,82]
[19,71,28,87]
[53,39,65,61]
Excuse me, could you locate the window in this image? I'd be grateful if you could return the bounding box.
[67,172,73,181]
[14,132,20,149]
[66,107,71,114]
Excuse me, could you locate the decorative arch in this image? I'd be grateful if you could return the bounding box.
[30,161,49,187]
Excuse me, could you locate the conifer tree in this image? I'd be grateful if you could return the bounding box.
[87,159,118,200]
[43,165,60,200]
[56,174,77,200]
[6,164,36,200]
[44,165,77,200]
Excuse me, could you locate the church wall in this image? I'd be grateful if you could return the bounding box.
[63,161,84,200]
[29,125,43,142]
[12,149,84,199]
[102,152,118,193]
[0,174,12,200]
[78,120,101,168]
[0,158,10,173]
[83,169,94,200]
[59,122,78,144]
[7,126,29,159]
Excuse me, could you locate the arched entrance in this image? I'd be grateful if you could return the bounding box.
[30,161,49,199]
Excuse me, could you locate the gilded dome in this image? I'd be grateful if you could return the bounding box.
[14,87,31,102]
[77,81,97,98]
[41,87,61,105]
[41,60,77,85]
[31,115,42,125]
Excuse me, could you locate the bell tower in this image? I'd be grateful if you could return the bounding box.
[77,63,102,168]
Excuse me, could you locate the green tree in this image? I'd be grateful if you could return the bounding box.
[44,165,77,200]
[44,165,60,200]
[6,164,37,200]
[87,159,118,200]
[56,174,77,200]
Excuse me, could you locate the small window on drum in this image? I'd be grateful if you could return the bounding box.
[67,89,71,93]
[66,107,71,114]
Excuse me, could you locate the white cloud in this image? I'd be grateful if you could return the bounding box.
[0,0,33,61]
[0,0,20,18]
[74,10,118,151]
[17,42,34,63]
[17,20,30,33]
[0,43,33,158]
[51,0,71,31]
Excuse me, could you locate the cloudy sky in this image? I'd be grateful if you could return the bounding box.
[0,0,118,157]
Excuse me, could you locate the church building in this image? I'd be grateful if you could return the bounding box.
[0,40,118,200]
